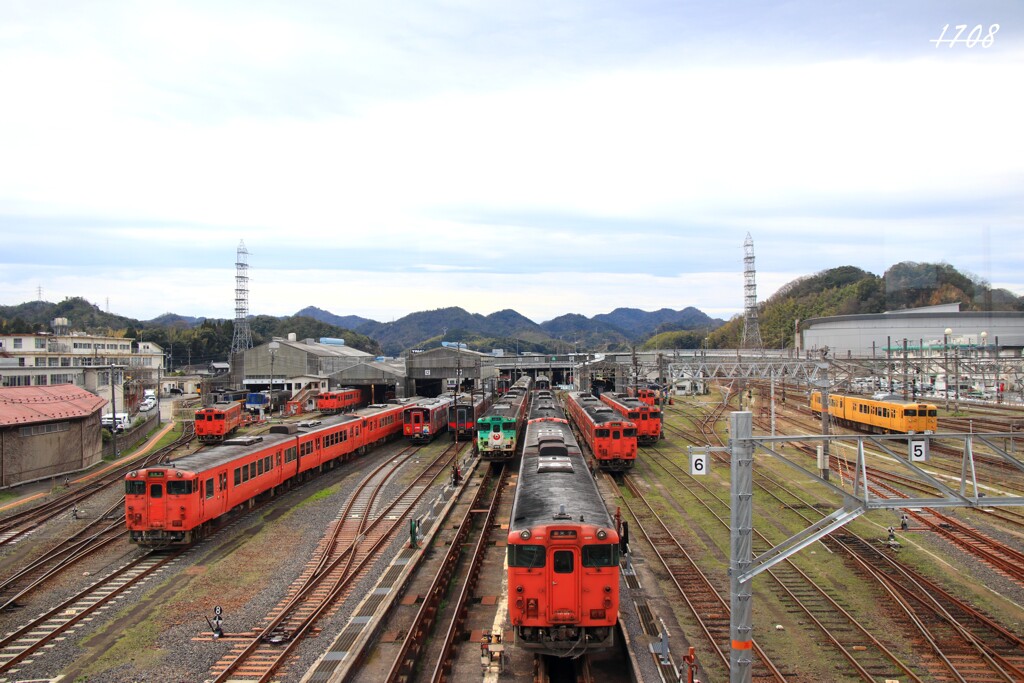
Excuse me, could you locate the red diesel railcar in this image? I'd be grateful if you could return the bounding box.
[599,392,662,445]
[316,387,363,413]
[507,390,619,655]
[564,391,637,471]
[402,396,453,443]
[447,392,491,440]
[194,402,244,443]
[126,399,422,546]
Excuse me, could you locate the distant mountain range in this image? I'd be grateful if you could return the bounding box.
[298,305,724,356]
[0,298,724,359]
[7,261,1013,361]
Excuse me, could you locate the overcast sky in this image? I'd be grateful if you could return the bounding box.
[2,1,1021,325]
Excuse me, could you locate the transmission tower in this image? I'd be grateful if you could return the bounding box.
[741,232,764,349]
[230,240,254,354]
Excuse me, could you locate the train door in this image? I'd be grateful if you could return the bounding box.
[456,405,470,433]
[148,481,166,527]
[548,547,580,621]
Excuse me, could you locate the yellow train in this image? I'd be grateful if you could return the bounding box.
[810,392,937,434]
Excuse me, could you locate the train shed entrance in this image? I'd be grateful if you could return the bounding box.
[405,347,497,397]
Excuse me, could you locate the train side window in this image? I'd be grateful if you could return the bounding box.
[220,473,227,491]
[250,462,257,478]
[257,459,264,475]
[126,480,145,495]
[168,480,191,495]
[553,550,574,574]
[583,544,619,567]
[234,468,241,485]
[150,483,163,498]
[509,544,545,568]
[205,479,214,498]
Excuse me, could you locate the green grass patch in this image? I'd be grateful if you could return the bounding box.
[295,483,340,508]
[76,609,166,679]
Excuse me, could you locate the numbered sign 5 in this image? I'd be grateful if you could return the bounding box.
[909,439,928,462]
[690,451,708,476]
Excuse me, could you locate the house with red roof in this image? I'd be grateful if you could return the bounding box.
[0,384,107,488]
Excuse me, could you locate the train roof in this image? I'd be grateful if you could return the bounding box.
[406,396,453,409]
[819,392,937,406]
[510,397,612,532]
[568,391,626,426]
[603,393,658,411]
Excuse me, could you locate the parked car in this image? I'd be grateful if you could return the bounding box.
[140,398,157,412]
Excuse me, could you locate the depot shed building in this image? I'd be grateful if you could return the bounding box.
[799,304,1024,358]
[0,385,107,489]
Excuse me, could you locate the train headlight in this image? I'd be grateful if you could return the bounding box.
[520,530,531,540]
[596,529,607,540]
[176,471,184,477]
[128,471,137,478]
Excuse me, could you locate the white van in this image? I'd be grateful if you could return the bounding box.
[101,413,131,432]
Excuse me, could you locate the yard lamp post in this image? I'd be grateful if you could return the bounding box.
[944,328,951,411]
[269,341,279,418]
[980,331,988,399]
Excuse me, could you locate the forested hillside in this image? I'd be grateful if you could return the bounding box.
[702,262,1022,350]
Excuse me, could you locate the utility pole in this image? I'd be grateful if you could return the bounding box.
[817,349,830,482]
[109,365,119,459]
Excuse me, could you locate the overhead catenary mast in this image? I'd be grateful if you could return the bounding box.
[741,232,764,350]
[230,240,254,354]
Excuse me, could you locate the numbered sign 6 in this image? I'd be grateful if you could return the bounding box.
[690,451,708,476]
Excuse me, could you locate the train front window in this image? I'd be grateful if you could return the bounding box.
[553,550,574,574]
[583,544,619,567]
[150,483,163,498]
[509,544,545,568]
[125,480,145,495]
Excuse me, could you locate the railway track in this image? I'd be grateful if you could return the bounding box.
[636,446,923,682]
[0,425,195,611]
[380,461,508,683]
[208,442,466,682]
[0,548,184,677]
[617,473,788,682]
[675,395,1024,680]
[0,422,194,548]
